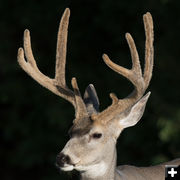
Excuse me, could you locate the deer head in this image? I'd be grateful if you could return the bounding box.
[17,8,153,177]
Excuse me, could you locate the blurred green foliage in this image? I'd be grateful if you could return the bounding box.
[0,0,180,179]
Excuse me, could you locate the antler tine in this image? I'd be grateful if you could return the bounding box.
[143,12,154,89]
[125,33,142,75]
[125,33,145,95]
[92,12,154,123]
[71,78,88,121]
[17,8,76,108]
[23,29,38,70]
[103,54,130,78]
[55,8,70,87]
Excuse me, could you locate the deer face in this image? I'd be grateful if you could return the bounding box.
[56,118,117,172]
[56,92,150,172]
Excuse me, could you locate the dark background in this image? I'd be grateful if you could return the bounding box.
[1,0,180,179]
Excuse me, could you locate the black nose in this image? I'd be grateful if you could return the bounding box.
[56,153,71,167]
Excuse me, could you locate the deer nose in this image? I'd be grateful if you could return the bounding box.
[56,153,71,167]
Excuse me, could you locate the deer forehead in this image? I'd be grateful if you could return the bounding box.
[69,117,112,137]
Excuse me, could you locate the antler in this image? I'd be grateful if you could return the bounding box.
[92,12,154,123]
[17,8,88,120]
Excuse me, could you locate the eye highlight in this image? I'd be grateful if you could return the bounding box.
[92,133,102,139]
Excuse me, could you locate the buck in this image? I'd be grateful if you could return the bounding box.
[17,8,180,180]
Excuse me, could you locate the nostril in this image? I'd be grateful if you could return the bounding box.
[56,153,71,167]
[62,154,70,164]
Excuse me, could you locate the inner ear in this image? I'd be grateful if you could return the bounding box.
[118,92,151,129]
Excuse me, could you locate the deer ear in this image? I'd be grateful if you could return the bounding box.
[118,92,151,129]
[83,84,100,115]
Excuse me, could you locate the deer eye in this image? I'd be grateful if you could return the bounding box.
[92,133,102,139]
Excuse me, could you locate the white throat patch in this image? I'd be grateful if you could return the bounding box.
[75,161,107,178]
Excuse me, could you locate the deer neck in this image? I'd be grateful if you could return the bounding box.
[80,147,117,180]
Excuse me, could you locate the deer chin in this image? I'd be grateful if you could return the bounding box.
[60,165,74,171]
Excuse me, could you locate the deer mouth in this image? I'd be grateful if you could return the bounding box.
[58,161,86,172]
[60,164,74,171]
[55,153,80,172]
[55,161,75,171]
